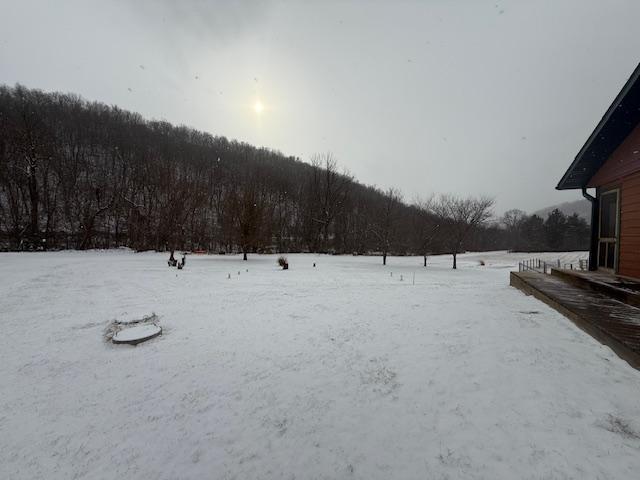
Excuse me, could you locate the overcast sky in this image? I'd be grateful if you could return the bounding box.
[1,0,639,214]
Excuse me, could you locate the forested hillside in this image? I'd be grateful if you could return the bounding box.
[0,85,588,256]
[533,199,590,221]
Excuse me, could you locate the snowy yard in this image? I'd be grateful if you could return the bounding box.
[2,250,640,480]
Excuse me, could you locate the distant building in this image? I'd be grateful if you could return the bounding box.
[557,63,640,279]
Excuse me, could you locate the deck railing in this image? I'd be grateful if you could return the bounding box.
[518,257,589,274]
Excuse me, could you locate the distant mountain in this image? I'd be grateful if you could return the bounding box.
[533,199,590,220]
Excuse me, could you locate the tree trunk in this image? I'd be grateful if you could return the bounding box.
[79,223,93,250]
[243,251,247,261]
[452,252,457,269]
[28,165,39,240]
[323,222,330,252]
[423,255,427,267]
[382,252,387,266]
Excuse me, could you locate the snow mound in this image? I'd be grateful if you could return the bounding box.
[112,324,162,345]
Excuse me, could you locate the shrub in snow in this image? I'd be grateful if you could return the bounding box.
[277,256,289,270]
[168,250,178,267]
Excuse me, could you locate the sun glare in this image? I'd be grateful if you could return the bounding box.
[254,100,264,114]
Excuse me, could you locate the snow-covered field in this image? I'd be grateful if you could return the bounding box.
[2,250,640,480]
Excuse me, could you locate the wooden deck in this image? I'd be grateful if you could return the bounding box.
[550,268,640,307]
[511,271,640,369]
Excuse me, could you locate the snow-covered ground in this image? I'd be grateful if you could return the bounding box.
[2,250,640,480]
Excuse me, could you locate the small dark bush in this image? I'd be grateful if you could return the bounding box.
[277,256,289,269]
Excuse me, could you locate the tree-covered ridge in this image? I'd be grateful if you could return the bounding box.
[0,84,588,258]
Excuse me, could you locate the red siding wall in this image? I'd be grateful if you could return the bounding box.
[589,124,640,279]
[618,171,640,279]
[588,123,640,187]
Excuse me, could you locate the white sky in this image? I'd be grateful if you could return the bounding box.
[1,0,640,214]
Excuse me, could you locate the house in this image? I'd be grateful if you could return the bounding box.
[509,63,640,369]
[557,63,640,279]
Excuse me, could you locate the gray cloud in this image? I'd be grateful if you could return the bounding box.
[1,0,639,214]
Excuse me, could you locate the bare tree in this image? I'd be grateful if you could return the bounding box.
[430,194,494,269]
[501,208,526,251]
[229,178,266,260]
[306,152,352,252]
[413,197,441,267]
[369,187,403,265]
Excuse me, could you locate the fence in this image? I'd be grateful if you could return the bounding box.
[518,257,589,274]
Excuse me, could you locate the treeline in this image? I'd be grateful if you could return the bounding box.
[0,85,588,262]
[501,208,590,252]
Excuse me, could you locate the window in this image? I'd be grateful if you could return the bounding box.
[598,190,618,270]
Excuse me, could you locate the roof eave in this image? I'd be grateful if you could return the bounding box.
[556,63,640,191]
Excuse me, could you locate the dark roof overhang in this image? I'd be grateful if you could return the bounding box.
[557,63,640,190]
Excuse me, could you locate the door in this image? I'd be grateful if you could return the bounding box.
[598,189,619,271]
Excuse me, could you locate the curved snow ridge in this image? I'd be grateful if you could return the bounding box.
[112,324,162,345]
[114,311,157,325]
